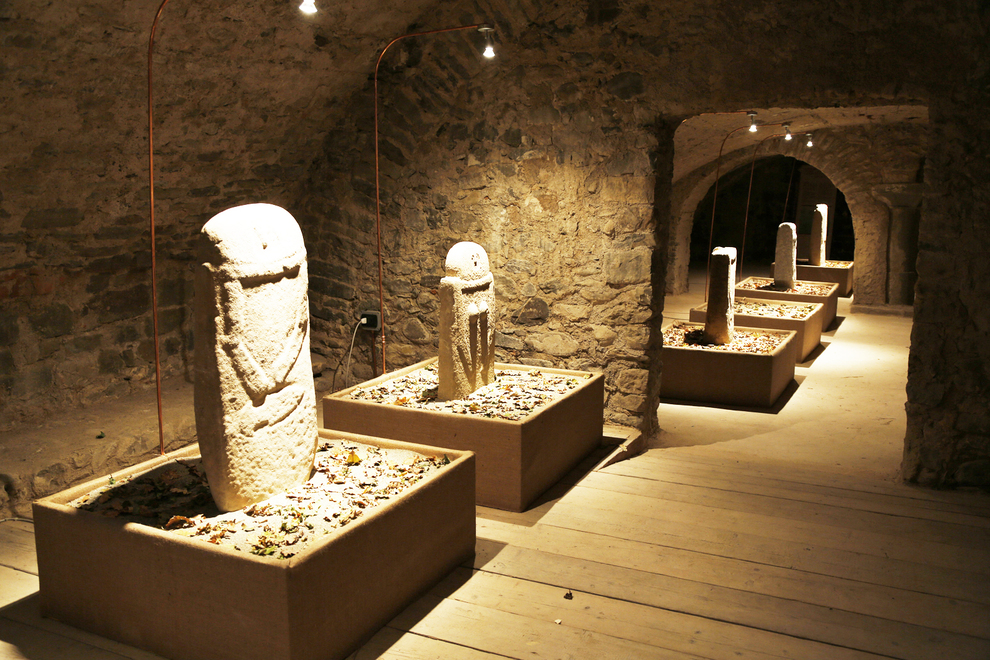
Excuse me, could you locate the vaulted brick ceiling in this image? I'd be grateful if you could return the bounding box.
[673,105,929,183]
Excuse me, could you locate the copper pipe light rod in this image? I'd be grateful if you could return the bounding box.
[146,0,175,456]
[146,9,494,449]
[703,117,787,299]
[704,123,751,302]
[739,132,787,274]
[146,0,316,454]
[373,23,494,375]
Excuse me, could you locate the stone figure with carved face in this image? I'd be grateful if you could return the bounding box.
[194,203,318,512]
[438,241,496,401]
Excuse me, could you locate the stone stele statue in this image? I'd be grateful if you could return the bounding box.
[438,241,496,401]
[194,203,318,512]
[704,246,736,345]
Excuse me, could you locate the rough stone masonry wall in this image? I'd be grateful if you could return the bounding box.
[0,0,434,430]
[3,0,989,484]
[300,23,657,428]
[300,0,973,434]
[905,21,990,486]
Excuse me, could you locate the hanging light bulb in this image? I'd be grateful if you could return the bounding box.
[299,0,317,13]
[805,133,813,147]
[747,111,758,133]
[478,25,495,58]
[784,124,792,141]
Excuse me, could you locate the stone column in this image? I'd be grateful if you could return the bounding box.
[704,247,736,345]
[809,204,828,266]
[774,222,797,289]
[194,203,318,512]
[873,183,924,305]
[438,241,496,400]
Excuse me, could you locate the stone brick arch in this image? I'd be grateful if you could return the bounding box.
[668,121,928,305]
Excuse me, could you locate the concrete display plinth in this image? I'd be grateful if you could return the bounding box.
[33,430,475,660]
[735,277,840,330]
[773,261,855,296]
[660,323,798,407]
[689,298,824,362]
[323,358,605,512]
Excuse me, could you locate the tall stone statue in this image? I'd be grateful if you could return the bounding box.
[704,247,736,345]
[775,222,797,289]
[194,203,318,512]
[438,241,496,401]
[809,203,828,266]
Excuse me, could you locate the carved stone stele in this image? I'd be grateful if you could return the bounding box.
[809,203,828,266]
[194,203,318,512]
[438,241,496,401]
[775,222,797,289]
[704,246,736,345]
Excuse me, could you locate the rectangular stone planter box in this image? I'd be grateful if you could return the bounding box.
[323,358,605,512]
[33,430,475,660]
[735,277,840,331]
[798,263,854,296]
[660,323,798,407]
[773,261,855,296]
[689,297,824,362]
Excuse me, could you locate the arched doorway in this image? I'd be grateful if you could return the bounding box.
[688,157,856,280]
[648,106,930,476]
[666,108,928,305]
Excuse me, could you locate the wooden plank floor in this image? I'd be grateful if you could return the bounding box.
[2,446,989,659]
[353,447,990,660]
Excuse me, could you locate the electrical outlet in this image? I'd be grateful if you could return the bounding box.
[360,310,382,332]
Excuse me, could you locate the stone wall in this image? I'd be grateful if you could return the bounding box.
[905,24,990,486]
[299,22,658,427]
[0,0,435,429]
[2,0,989,485]
[299,0,975,435]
